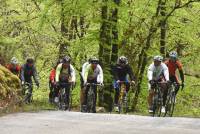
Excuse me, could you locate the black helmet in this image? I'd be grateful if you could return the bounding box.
[57,59,63,65]
[62,56,71,63]
[118,56,128,65]
[26,57,34,64]
[90,57,99,64]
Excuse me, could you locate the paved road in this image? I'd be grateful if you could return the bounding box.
[0,111,200,134]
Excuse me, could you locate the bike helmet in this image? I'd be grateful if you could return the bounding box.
[153,55,163,62]
[10,57,18,65]
[26,57,34,64]
[90,57,99,64]
[62,56,71,63]
[117,56,128,65]
[169,51,178,60]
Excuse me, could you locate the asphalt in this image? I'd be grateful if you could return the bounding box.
[0,111,200,134]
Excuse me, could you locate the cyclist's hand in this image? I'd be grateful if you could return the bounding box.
[149,80,154,85]
[55,82,59,88]
[181,82,184,90]
[21,81,25,86]
[71,81,76,89]
[99,83,104,86]
[131,81,135,85]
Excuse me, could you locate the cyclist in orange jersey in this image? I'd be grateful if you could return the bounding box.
[165,51,184,96]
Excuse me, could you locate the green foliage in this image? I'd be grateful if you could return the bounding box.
[0,0,200,116]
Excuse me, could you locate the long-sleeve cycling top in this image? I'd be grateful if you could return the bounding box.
[55,63,76,82]
[20,64,39,84]
[83,64,103,84]
[81,62,90,78]
[112,64,135,81]
[147,62,169,81]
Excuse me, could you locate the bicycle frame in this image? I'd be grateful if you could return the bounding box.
[86,83,101,113]
[22,82,33,104]
[164,82,178,117]
[58,82,73,111]
[152,81,167,117]
[118,81,129,114]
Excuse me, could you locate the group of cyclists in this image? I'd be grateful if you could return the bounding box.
[3,50,184,114]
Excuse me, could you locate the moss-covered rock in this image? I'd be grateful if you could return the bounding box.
[0,65,21,109]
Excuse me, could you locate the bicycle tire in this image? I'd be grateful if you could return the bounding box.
[87,86,95,113]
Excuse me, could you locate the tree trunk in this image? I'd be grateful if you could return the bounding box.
[99,0,113,111]
[160,0,167,57]
[132,0,162,111]
[111,0,120,64]
[59,0,69,58]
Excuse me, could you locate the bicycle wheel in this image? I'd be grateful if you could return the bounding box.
[122,94,128,113]
[68,89,72,111]
[59,88,66,110]
[23,84,32,104]
[87,87,95,113]
[152,94,162,117]
[168,92,176,117]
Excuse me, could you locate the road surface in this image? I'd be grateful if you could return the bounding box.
[0,111,200,134]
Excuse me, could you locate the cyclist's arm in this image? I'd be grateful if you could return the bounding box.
[33,66,39,85]
[55,63,62,82]
[112,65,119,80]
[179,69,184,83]
[162,63,169,81]
[97,65,103,83]
[70,64,76,82]
[83,64,90,83]
[177,61,184,83]
[81,62,89,78]
[49,69,56,82]
[127,65,136,81]
[20,65,25,82]
[147,64,154,81]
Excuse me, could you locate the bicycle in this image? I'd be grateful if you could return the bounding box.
[117,81,130,114]
[85,83,102,113]
[151,81,168,117]
[57,82,73,111]
[164,82,182,117]
[21,82,34,104]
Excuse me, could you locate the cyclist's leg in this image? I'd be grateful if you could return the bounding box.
[113,80,119,105]
[83,85,89,106]
[161,82,168,106]
[26,80,33,103]
[66,84,70,101]
[93,84,97,113]
[80,75,85,108]
[54,84,60,103]
[49,81,54,102]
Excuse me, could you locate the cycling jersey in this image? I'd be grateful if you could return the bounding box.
[112,64,135,81]
[6,64,21,76]
[164,60,183,76]
[49,68,56,83]
[20,64,39,85]
[83,64,103,84]
[55,63,76,83]
[147,62,169,81]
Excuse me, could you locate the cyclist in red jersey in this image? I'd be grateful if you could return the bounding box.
[6,57,21,77]
[165,51,184,95]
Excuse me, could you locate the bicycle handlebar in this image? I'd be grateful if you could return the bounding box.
[86,83,103,86]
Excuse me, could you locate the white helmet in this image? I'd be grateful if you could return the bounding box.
[169,51,178,60]
[153,55,163,62]
[117,56,128,65]
[10,57,18,65]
